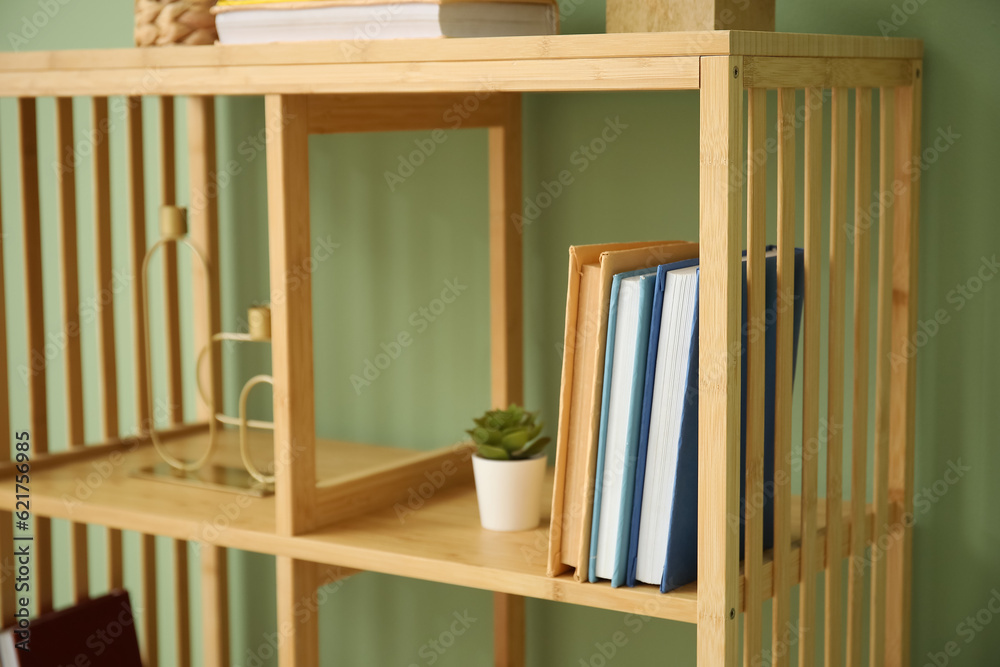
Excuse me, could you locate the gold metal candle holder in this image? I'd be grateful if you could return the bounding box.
[195,306,275,484]
[136,205,275,494]
[141,205,219,471]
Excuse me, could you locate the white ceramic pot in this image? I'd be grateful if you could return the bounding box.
[472,453,547,532]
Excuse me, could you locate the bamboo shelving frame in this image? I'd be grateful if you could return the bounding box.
[0,30,922,667]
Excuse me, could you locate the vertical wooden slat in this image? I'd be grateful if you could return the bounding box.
[697,55,743,667]
[159,96,184,424]
[126,95,159,667]
[200,545,230,667]
[885,63,922,667]
[189,95,222,418]
[798,86,823,667]
[56,96,90,604]
[488,93,526,667]
[771,86,795,667]
[488,93,524,408]
[846,87,873,667]
[742,85,766,667]
[18,97,54,615]
[0,127,15,628]
[174,540,191,667]
[824,86,849,667]
[92,96,124,591]
[159,94,192,667]
[869,87,895,667]
[189,95,230,667]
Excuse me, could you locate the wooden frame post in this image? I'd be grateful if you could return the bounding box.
[886,61,922,667]
[488,93,526,667]
[697,56,743,667]
[265,93,323,667]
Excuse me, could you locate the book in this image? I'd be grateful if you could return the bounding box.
[589,270,655,583]
[548,241,699,580]
[651,247,804,593]
[626,259,700,586]
[0,590,142,666]
[213,0,558,43]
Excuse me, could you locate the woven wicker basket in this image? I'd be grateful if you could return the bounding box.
[135,0,218,46]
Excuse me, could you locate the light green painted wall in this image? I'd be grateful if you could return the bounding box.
[1,0,998,665]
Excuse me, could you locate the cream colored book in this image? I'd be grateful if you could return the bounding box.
[213,0,558,43]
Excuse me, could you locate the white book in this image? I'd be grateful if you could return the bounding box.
[594,274,651,581]
[215,2,557,44]
[634,265,699,585]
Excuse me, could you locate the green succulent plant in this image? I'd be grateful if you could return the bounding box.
[467,404,551,461]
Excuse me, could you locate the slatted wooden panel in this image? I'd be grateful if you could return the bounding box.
[825,86,849,667]
[736,83,911,667]
[846,87,873,667]
[18,97,54,616]
[743,86,767,667]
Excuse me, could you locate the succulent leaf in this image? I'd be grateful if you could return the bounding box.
[476,444,510,460]
[514,436,551,459]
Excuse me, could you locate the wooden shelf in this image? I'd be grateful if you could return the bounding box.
[0,430,873,624]
[0,31,922,97]
[0,28,922,665]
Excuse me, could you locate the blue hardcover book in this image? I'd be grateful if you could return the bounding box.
[625,258,701,587]
[660,248,805,593]
[588,267,657,583]
[610,273,656,588]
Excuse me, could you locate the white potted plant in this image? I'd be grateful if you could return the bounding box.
[468,404,551,532]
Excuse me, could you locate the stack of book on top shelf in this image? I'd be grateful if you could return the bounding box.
[548,240,805,592]
[212,0,559,44]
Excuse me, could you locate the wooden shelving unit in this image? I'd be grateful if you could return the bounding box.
[0,30,922,667]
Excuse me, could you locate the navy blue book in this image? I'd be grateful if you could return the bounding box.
[656,247,805,592]
[625,258,701,587]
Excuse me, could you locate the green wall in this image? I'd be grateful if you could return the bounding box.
[1,0,998,665]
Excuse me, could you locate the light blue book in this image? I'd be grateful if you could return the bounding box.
[589,269,656,584]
